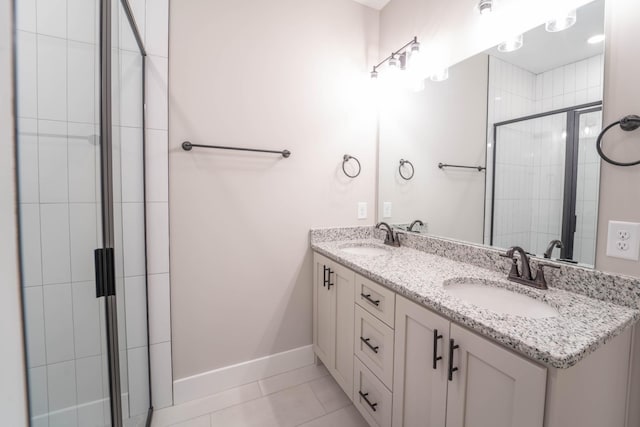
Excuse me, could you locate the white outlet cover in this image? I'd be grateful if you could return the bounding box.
[607,221,640,261]
[357,202,367,219]
[383,202,392,218]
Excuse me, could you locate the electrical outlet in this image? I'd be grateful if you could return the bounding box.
[357,202,367,219]
[607,221,640,261]
[618,230,631,241]
[383,202,392,218]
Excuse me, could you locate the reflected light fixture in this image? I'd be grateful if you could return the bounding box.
[370,36,420,79]
[497,34,523,53]
[430,68,449,82]
[478,0,493,15]
[546,9,577,32]
[587,34,605,44]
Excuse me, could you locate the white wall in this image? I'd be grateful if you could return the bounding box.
[169,0,379,382]
[0,0,29,425]
[377,54,488,243]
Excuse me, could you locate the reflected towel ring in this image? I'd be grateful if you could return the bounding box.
[399,159,415,180]
[342,154,361,178]
[596,115,640,167]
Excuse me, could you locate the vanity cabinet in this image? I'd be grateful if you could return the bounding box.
[313,253,355,398]
[393,296,546,427]
[313,251,632,427]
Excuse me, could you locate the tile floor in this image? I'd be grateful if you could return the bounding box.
[151,363,368,427]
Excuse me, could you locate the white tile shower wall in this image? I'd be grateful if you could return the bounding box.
[486,55,603,260]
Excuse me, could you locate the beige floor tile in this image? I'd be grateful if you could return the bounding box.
[298,405,368,427]
[169,414,211,427]
[258,364,329,396]
[308,375,351,413]
[152,382,262,427]
[210,383,325,427]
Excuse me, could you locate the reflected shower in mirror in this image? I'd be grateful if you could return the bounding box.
[378,0,604,267]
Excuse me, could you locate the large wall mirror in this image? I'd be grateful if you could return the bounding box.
[378,0,604,267]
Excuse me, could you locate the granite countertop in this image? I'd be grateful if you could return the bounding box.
[311,238,640,369]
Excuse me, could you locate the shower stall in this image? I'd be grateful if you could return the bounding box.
[490,103,602,266]
[16,0,151,425]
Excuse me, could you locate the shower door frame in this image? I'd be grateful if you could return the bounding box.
[99,0,150,426]
[490,101,602,260]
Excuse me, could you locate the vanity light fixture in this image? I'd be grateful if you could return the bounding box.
[370,36,420,79]
[430,68,449,82]
[497,34,523,53]
[478,0,493,15]
[588,34,605,44]
[546,9,577,32]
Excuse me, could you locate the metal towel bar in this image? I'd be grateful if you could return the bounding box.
[438,162,485,171]
[182,141,291,158]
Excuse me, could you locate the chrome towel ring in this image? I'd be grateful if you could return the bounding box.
[596,115,640,167]
[342,154,361,178]
[399,159,414,180]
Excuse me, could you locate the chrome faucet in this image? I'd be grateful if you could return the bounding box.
[544,239,564,259]
[407,220,424,232]
[376,222,401,247]
[501,246,559,290]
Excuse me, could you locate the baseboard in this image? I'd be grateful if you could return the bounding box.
[173,345,314,404]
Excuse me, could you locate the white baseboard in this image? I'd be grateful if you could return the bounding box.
[173,345,314,404]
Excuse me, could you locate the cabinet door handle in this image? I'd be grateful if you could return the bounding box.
[360,293,380,307]
[358,391,378,412]
[360,337,379,354]
[322,265,329,287]
[327,269,334,289]
[432,329,443,369]
[448,338,459,381]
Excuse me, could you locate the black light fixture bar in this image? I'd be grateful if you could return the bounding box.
[371,36,419,77]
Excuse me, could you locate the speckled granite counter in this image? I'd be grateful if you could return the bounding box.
[310,228,640,369]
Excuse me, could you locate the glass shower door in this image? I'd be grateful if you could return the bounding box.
[111,0,150,425]
[16,0,113,424]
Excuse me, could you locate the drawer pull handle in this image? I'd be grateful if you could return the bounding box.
[432,329,443,369]
[360,293,380,306]
[358,391,378,412]
[360,337,379,354]
[327,269,334,290]
[448,338,459,381]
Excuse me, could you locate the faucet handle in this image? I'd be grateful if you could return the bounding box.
[534,263,560,289]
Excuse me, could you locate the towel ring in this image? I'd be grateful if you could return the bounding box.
[596,115,640,167]
[342,155,361,178]
[399,159,414,180]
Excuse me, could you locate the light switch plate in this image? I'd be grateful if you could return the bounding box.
[606,221,640,261]
[383,202,392,218]
[357,202,367,219]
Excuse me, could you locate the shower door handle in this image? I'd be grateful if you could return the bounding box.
[94,248,115,298]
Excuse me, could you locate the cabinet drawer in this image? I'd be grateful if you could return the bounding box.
[354,305,394,390]
[354,356,392,427]
[355,274,395,328]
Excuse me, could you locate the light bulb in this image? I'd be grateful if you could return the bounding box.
[546,9,577,32]
[587,34,605,44]
[497,34,523,53]
[388,54,398,69]
[370,69,378,79]
[430,68,449,82]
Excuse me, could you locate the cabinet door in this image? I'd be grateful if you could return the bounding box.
[332,260,355,398]
[446,324,547,427]
[313,253,335,369]
[392,296,449,427]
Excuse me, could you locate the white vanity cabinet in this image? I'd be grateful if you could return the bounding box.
[312,252,634,427]
[313,253,355,398]
[393,296,546,427]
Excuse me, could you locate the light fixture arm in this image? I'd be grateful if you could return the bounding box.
[371,36,418,74]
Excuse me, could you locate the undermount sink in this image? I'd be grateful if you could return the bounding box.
[339,244,390,256]
[444,279,559,319]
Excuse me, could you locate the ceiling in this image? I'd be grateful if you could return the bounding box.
[351,0,391,10]
[488,0,605,74]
